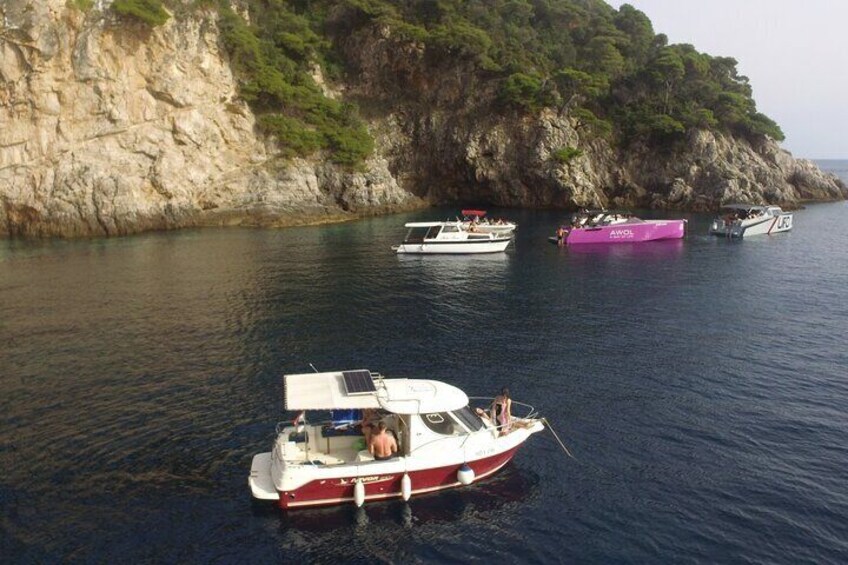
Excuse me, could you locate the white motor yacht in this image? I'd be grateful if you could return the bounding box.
[709,204,793,237]
[248,369,545,509]
[393,221,513,254]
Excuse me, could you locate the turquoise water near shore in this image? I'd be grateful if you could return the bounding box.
[1,166,847,562]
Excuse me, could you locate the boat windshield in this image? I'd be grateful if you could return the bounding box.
[452,406,485,432]
[404,227,429,243]
[421,412,460,436]
[425,225,443,239]
[720,207,763,220]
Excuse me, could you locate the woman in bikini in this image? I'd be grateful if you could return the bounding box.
[491,387,512,436]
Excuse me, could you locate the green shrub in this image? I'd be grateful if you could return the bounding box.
[551,146,583,164]
[643,114,686,139]
[256,115,323,158]
[572,108,613,138]
[68,0,94,12]
[112,0,170,26]
[500,73,543,111]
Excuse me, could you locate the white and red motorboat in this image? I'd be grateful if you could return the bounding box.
[249,369,545,509]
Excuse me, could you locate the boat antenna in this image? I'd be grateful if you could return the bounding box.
[542,417,575,459]
[309,363,319,373]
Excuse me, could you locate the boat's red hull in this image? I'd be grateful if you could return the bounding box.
[278,446,521,509]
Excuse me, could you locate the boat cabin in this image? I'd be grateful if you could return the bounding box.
[718,204,783,220]
[277,370,493,467]
[401,221,493,243]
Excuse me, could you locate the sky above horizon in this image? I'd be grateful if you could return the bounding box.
[611,0,847,159]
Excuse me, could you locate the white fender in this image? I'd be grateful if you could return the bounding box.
[401,473,412,501]
[457,464,475,486]
[353,479,365,507]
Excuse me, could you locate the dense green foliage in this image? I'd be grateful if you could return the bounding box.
[213,0,781,165]
[112,0,170,26]
[217,1,373,167]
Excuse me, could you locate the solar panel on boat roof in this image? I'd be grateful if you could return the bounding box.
[342,370,376,395]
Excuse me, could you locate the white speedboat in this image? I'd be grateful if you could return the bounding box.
[571,209,631,227]
[249,369,545,509]
[393,221,513,254]
[709,204,793,237]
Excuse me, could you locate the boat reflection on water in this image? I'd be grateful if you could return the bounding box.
[558,238,685,260]
[258,465,539,533]
[396,251,511,293]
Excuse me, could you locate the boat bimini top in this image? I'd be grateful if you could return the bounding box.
[283,370,470,415]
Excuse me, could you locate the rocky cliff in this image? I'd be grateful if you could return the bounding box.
[342,24,846,213]
[0,4,844,238]
[0,1,420,237]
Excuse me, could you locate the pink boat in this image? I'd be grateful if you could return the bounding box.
[549,210,686,245]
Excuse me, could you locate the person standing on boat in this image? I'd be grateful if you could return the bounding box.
[492,388,512,436]
[369,421,398,460]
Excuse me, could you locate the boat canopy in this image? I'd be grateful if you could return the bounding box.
[284,370,470,414]
[461,209,487,217]
[404,221,459,228]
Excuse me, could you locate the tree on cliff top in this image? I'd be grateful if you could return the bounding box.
[215,0,783,165]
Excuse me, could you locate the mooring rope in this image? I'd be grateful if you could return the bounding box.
[542,417,575,459]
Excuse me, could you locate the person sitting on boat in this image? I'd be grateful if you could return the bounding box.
[369,421,398,460]
[491,387,512,436]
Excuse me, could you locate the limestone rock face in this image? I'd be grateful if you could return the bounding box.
[0,2,421,237]
[0,7,843,238]
[615,130,847,210]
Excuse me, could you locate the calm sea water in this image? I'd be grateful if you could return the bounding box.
[2,165,847,563]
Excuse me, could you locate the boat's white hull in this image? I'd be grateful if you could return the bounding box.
[250,420,544,508]
[710,213,793,237]
[395,238,512,254]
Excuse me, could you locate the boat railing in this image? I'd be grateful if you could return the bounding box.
[405,397,540,454]
[276,398,540,462]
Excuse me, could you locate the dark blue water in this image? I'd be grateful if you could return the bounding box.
[2,173,847,562]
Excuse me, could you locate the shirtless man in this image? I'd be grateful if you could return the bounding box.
[369,421,397,460]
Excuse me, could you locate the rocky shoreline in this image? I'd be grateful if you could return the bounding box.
[1,4,844,238]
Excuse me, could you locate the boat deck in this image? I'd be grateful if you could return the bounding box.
[277,424,377,466]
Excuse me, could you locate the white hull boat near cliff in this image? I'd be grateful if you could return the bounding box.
[710,205,793,237]
[393,221,513,254]
[249,369,545,509]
